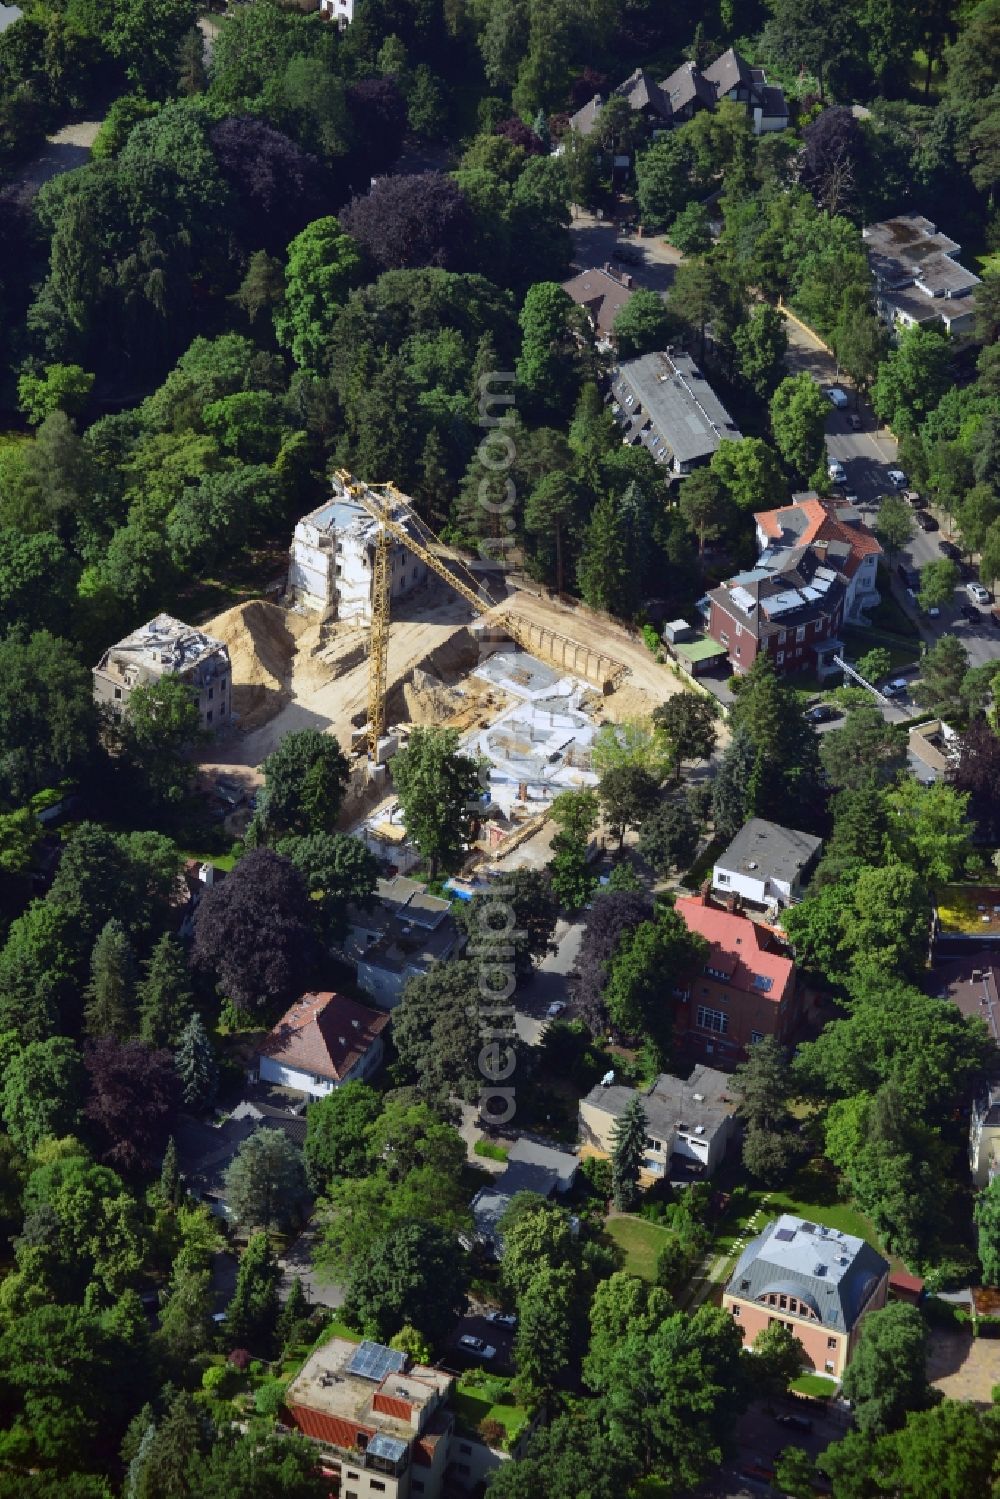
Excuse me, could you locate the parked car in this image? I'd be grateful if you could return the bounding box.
[884,678,910,697]
[923,603,941,618]
[546,1001,566,1019]
[828,458,846,484]
[826,386,848,408]
[887,468,907,488]
[847,412,863,430]
[914,510,939,531]
[805,704,841,723]
[458,1335,496,1360]
[905,489,927,508]
[897,563,920,589]
[486,1311,517,1328]
[961,605,981,624]
[968,582,992,605]
[940,540,962,560]
[774,1412,813,1433]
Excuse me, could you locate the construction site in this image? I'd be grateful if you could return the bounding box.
[195,471,689,863]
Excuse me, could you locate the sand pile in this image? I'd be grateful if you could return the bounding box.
[403,667,468,725]
[205,599,310,730]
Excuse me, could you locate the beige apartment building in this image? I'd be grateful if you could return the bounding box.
[92,613,231,733]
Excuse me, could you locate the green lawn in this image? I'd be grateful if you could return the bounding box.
[453,1376,529,1451]
[792,1372,839,1397]
[605,1214,674,1282]
[178,847,238,872]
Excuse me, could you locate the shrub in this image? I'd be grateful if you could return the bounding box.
[474,1139,509,1162]
[579,1154,612,1199]
[642,623,662,658]
[202,1365,230,1394]
[254,1377,288,1418]
[479,1416,506,1448]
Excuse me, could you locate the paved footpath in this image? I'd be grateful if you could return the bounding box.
[685,1195,772,1311]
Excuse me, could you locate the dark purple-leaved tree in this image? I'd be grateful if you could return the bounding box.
[346,76,408,181]
[84,1037,180,1176]
[800,107,865,216]
[191,848,320,1012]
[569,889,653,1035]
[495,117,545,155]
[210,116,335,253]
[341,172,474,273]
[949,717,1000,845]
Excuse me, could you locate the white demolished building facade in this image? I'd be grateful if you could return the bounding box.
[288,475,427,625]
[92,613,231,733]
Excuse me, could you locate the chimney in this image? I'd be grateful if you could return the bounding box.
[338,1036,347,1047]
[699,878,712,906]
[351,1018,360,1029]
[623,273,633,289]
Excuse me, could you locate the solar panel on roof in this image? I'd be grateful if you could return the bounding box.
[730,585,756,612]
[815,567,837,581]
[367,1434,408,1463]
[774,1227,796,1242]
[346,1341,407,1382]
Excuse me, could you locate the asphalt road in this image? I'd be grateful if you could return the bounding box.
[515,917,584,1045]
[567,209,683,296]
[783,317,1000,673]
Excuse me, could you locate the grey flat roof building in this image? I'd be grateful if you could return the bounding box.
[726,1214,889,1334]
[612,351,742,474]
[583,1064,735,1147]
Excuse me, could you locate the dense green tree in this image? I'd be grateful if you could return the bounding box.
[637,798,699,876]
[635,134,697,227]
[711,725,757,841]
[881,1399,1000,1499]
[391,726,484,877]
[834,296,888,398]
[454,870,558,977]
[589,1302,748,1483]
[679,467,732,554]
[276,831,379,941]
[17,364,94,426]
[514,1263,574,1393]
[523,471,582,594]
[83,919,137,1041]
[485,1407,632,1499]
[155,1248,214,1367]
[841,1302,934,1436]
[819,703,904,790]
[873,324,952,435]
[784,862,931,984]
[303,1080,382,1191]
[598,764,660,851]
[734,303,788,398]
[500,1196,579,1302]
[913,634,970,718]
[728,653,823,829]
[223,1129,307,1233]
[975,1177,1000,1286]
[752,1321,807,1396]
[173,1013,218,1112]
[612,288,673,358]
[250,730,350,843]
[884,778,971,886]
[392,959,485,1103]
[584,1272,672,1391]
[652,693,718,780]
[577,494,639,618]
[875,493,915,565]
[225,1232,281,1354]
[609,1094,646,1212]
[343,1221,468,1348]
[710,437,786,513]
[516,281,580,415]
[548,787,600,910]
[770,373,830,484]
[668,200,713,255]
[272,217,363,374]
[1,1036,82,1151]
[0,632,94,806]
[136,934,194,1049]
[918,558,960,613]
[604,906,705,1065]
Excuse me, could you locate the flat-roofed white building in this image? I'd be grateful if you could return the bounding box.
[288,475,428,626]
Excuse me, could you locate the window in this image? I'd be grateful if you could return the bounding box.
[208,688,214,701]
[827,1336,837,1349]
[731,1304,740,1316]
[646,1137,662,1151]
[750,1030,764,1044]
[825,1360,835,1372]
[796,626,806,642]
[776,651,784,665]
[371,1484,386,1494]
[720,632,730,646]
[645,1158,665,1176]
[779,1295,788,1309]
[716,871,730,885]
[778,630,786,645]
[347,1474,359,1481]
[114,686,122,700]
[206,710,213,723]
[697,1005,729,1035]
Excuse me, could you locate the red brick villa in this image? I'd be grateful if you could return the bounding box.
[673,891,798,1065]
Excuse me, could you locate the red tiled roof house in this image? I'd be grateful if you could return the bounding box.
[673,892,799,1066]
[255,991,389,1099]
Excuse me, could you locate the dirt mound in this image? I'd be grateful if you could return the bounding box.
[205,599,308,730]
[403,667,469,726]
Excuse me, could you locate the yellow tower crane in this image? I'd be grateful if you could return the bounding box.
[334,469,628,764]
